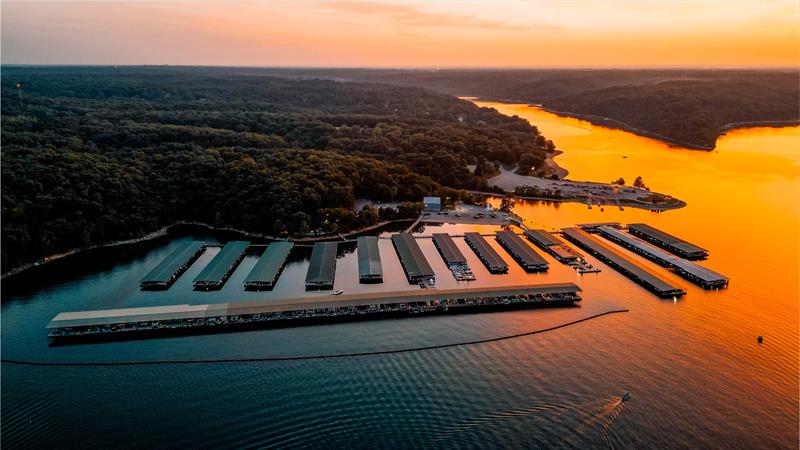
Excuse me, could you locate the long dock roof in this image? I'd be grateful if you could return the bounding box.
[598,226,727,284]
[305,242,338,284]
[392,233,434,278]
[524,229,563,247]
[562,228,684,295]
[141,241,206,283]
[627,223,707,255]
[357,236,383,278]
[244,241,293,284]
[432,233,467,265]
[496,230,548,266]
[464,232,507,269]
[193,241,249,283]
[47,283,581,329]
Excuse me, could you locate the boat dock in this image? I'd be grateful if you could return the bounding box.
[464,232,508,273]
[192,241,250,290]
[46,283,582,341]
[392,233,435,284]
[495,230,549,272]
[627,223,708,260]
[432,233,475,281]
[596,226,728,289]
[140,241,207,290]
[524,229,584,264]
[357,236,383,283]
[243,241,294,290]
[562,228,686,298]
[305,242,338,290]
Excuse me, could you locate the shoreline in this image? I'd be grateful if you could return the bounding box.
[469,95,800,150]
[1,219,411,282]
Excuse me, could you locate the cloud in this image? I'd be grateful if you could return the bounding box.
[323,1,562,31]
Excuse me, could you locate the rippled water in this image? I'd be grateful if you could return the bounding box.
[2,104,798,449]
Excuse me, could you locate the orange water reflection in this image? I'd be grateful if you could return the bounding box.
[472,100,799,407]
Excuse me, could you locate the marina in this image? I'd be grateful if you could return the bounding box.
[357,236,383,283]
[46,283,583,340]
[524,229,584,264]
[561,227,686,298]
[392,233,435,284]
[192,241,250,291]
[464,232,509,273]
[432,233,475,281]
[243,241,294,290]
[495,230,549,272]
[627,223,708,260]
[140,241,207,290]
[305,242,338,290]
[595,226,728,289]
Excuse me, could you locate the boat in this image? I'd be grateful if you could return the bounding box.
[332,289,344,296]
[621,392,631,402]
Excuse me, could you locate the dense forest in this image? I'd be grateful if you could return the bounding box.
[1,66,553,270]
[249,68,800,149]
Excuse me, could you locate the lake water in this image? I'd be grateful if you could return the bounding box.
[2,103,798,449]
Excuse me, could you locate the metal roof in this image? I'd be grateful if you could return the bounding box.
[192,241,250,283]
[305,242,338,285]
[140,241,206,283]
[244,241,293,285]
[357,236,383,278]
[464,232,508,270]
[524,229,563,247]
[47,283,582,329]
[496,230,548,267]
[562,227,685,295]
[627,223,707,256]
[391,233,434,279]
[597,226,727,283]
[432,233,467,265]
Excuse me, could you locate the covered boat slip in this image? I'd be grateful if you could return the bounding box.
[596,226,728,289]
[627,223,708,260]
[192,241,250,290]
[357,236,383,283]
[495,230,549,272]
[464,232,508,273]
[392,233,435,284]
[524,229,584,264]
[244,241,294,290]
[432,233,467,265]
[305,242,338,289]
[140,241,207,290]
[562,228,686,298]
[47,283,582,338]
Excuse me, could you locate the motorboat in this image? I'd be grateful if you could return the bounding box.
[621,392,631,402]
[332,289,344,296]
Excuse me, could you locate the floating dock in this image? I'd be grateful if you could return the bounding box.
[192,241,250,291]
[432,233,475,281]
[305,242,338,290]
[562,228,686,298]
[596,226,728,289]
[392,233,435,284]
[243,241,293,290]
[524,229,584,264]
[357,236,383,283]
[46,283,582,341]
[140,241,206,290]
[495,230,549,272]
[464,232,508,273]
[627,223,708,260]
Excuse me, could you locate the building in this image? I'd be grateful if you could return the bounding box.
[423,196,442,211]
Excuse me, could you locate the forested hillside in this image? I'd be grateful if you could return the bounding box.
[1,67,553,270]
[255,68,799,149]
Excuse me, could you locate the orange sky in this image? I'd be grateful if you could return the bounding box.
[2,0,799,67]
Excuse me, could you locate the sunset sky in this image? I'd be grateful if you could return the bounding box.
[2,0,799,67]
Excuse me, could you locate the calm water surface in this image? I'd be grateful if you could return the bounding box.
[2,102,798,449]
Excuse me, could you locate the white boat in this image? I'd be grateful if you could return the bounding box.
[332,289,344,296]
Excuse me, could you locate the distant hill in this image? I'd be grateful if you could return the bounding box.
[0,66,553,270]
[246,68,800,149]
